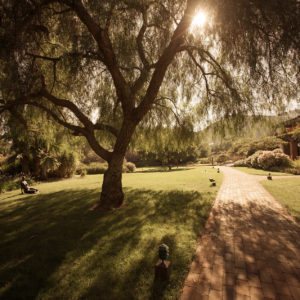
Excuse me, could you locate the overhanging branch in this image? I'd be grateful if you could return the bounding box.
[69,0,133,113]
[94,123,119,137]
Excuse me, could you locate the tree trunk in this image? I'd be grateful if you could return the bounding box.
[32,156,41,178]
[98,154,124,209]
[94,119,137,210]
[21,156,30,174]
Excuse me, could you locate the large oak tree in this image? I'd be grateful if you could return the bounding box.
[0,0,299,209]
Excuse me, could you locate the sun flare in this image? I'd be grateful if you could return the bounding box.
[192,12,207,28]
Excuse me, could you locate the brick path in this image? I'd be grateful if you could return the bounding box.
[180,166,300,300]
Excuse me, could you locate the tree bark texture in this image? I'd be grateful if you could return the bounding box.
[99,154,124,209]
[98,119,137,209]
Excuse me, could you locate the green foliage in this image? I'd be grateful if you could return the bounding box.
[285,160,300,175]
[216,153,230,164]
[134,125,202,167]
[0,177,19,193]
[0,156,21,175]
[0,175,34,193]
[291,128,300,141]
[1,109,83,179]
[233,159,248,167]
[244,149,292,170]
[228,136,285,158]
[125,162,136,173]
[85,162,107,175]
[56,152,78,178]
[198,157,210,164]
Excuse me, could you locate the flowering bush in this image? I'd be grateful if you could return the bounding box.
[247,149,291,170]
[247,151,263,168]
[233,159,247,167]
[257,151,277,170]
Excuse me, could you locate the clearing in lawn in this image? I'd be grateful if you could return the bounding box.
[0,166,222,300]
[261,177,300,222]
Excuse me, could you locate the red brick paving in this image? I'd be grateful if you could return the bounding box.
[180,167,300,300]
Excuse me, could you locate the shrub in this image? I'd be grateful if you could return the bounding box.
[257,151,277,170]
[228,136,285,157]
[76,163,88,175]
[56,152,78,178]
[248,151,263,168]
[285,160,300,175]
[285,168,300,175]
[0,175,34,193]
[80,169,87,177]
[85,162,107,174]
[126,162,136,173]
[198,157,210,164]
[246,149,292,170]
[233,159,247,167]
[216,153,230,164]
[292,128,300,141]
[0,159,22,176]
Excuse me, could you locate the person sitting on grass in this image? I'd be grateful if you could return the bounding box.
[21,176,39,194]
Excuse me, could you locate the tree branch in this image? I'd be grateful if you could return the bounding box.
[186,49,213,101]
[25,101,112,161]
[136,11,149,67]
[94,123,119,137]
[134,0,198,121]
[2,93,112,161]
[41,89,94,130]
[26,52,61,62]
[185,46,243,103]
[69,0,133,113]
[26,101,86,134]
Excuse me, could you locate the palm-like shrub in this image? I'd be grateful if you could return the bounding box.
[57,152,78,178]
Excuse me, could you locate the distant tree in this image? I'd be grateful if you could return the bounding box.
[0,0,299,209]
[134,121,199,168]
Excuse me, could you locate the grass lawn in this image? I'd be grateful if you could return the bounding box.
[0,166,222,300]
[261,178,300,222]
[234,167,290,176]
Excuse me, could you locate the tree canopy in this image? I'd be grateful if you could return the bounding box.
[0,0,299,208]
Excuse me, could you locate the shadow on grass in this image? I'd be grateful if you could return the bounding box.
[185,200,300,300]
[0,186,213,299]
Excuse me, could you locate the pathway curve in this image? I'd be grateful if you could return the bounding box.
[180,166,300,300]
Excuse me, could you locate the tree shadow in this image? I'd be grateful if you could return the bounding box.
[0,186,213,299]
[185,199,300,299]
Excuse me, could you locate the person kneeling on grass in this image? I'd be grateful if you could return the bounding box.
[21,176,39,194]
